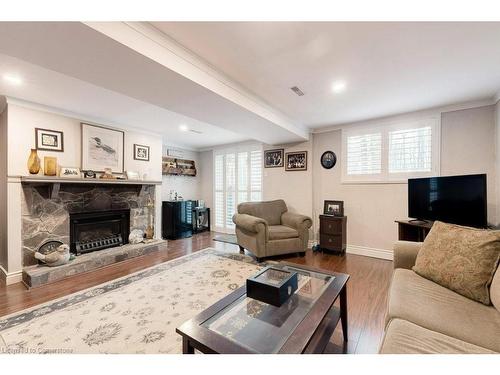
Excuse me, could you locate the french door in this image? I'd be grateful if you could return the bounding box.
[214,145,262,233]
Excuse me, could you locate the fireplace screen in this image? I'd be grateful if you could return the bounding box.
[70,209,130,255]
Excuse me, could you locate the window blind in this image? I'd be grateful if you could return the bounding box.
[214,144,263,232]
[389,126,432,173]
[346,133,382,175]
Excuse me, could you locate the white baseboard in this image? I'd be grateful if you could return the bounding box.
[0,265,23,285]
[346,245,393,261]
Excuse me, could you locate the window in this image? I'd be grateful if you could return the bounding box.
[214,144,263,233]
[342,117,440,183]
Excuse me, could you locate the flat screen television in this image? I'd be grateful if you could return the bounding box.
[408,174,487,228]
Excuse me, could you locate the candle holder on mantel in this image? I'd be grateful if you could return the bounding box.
[144,196,155,240]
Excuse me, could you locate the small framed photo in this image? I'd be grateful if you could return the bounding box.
[264,149,284,168]
[134,144,150,161]
[59,167,81,178]
[285,151,307,171]
[82,170,96,179]
[323,200,344,216]
[35,128,64,152]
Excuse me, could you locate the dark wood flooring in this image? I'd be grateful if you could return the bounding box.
[0,231,393,354]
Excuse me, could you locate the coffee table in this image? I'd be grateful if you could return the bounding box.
[176,262,349,354]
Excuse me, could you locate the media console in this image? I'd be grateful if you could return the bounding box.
[396,220,433,242]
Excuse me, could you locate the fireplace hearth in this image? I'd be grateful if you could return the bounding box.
[70,209,130,255]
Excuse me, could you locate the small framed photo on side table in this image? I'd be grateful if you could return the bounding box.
[323,200,344,216]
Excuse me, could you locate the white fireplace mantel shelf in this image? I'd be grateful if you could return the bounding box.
[13,175,162,186]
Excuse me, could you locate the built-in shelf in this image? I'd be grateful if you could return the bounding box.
[16,176,162,185]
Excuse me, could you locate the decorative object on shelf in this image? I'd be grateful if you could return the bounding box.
[264,148,284,168]
[99,168,116,179]
[35,128,64,152]
[59,167,81,178]
[246,266,298,307]
[126,170,140,180]
[133,144,150,161]
[323,200,344,216]
[81,123,124,173]
[320,151,337,169]
[82,170,96,179]
[285,151,307,171]
[162,157,196,176]
[27,148,41,175]
[128,229,145,244]
[34,242,72,267]
[43,156,57,176]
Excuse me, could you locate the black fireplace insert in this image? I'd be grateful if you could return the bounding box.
[69,209,130,255]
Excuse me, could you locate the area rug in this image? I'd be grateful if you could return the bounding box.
[0,248,261,354]
[213,234,238,245]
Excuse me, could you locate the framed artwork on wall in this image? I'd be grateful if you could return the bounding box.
[285,151,308,171]
[264,148,284,168]
[35,128,64,152]
[81,123,124,173]
[134,144,150,161]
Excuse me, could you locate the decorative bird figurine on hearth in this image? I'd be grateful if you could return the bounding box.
[34,243,72,267]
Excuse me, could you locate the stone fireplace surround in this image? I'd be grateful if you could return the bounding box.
[21,182,155,267]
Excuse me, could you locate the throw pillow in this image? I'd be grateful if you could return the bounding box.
[413,221,500,305]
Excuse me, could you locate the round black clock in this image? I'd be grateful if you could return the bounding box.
[320,151,337,169]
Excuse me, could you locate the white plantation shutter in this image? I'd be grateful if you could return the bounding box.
[346,133,382,175]
[342,117,440,182]
[389,126,432,173]
[214,144,263,233]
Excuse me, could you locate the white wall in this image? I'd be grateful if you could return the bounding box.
[0,107,8,271]
[312,104,497,253]
[161,146,201,201]
[7,103,162,180]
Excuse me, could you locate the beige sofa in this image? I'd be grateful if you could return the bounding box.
[380,241,500,354]
[232,200,312,262]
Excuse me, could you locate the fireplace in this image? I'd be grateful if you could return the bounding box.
[69,209,130,255]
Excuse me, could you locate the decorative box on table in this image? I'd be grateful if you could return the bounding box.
[246,266,298,307]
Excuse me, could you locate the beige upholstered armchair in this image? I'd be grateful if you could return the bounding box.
[232,199,313,262]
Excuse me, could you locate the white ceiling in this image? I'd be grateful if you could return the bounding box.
[0,22,306,150]
[0,53,248,150]
[1,22,500,150]
[152,22,500,128]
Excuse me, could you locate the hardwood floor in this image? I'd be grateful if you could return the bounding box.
[0,231,393,354]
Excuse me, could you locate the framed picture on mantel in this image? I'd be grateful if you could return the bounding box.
[81,123,124,173]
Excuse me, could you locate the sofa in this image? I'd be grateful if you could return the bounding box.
[232,200,312,262]
[379,241,500,354]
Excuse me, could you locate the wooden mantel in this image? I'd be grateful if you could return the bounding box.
[16,175,162,186]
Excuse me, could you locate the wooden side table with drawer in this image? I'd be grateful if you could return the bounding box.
[319,215,347,254]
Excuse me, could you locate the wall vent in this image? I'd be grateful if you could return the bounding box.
[290,86,305,96]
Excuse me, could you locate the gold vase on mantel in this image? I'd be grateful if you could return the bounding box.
[27,148,41,175]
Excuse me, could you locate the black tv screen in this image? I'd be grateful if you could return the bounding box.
[408,174,487,228]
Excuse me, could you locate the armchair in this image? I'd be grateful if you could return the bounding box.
[232,199,312,262]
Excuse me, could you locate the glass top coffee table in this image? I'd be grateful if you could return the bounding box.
[176,262,349,354]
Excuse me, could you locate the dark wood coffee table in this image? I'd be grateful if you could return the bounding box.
[176,262,349,354]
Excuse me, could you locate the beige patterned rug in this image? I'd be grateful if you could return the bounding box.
[0,248,262,354]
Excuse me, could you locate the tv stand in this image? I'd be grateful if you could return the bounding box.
[396,220,434,242]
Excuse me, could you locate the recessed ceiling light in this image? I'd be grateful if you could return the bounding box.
[179,124,189,132]
[331,81,346,94]
[3,73,23,86]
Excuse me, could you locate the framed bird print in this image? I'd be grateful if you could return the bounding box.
[81,123,124,173]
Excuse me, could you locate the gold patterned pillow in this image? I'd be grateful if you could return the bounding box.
[413,221,500,305]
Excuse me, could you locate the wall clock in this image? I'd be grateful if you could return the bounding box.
[320,151,337,169]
